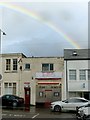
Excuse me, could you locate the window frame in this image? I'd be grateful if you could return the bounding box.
[54,92,59,97]
[39,91,44,97]
[42,63,54,72]
[25,63,30,70]
[79,69,86,80]
[13,59,18,71]
[69,69,76,80]
[4,83,16,95]
[6,59,11,71]
[88,69,90,80]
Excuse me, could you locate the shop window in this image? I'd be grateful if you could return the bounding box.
[51,86,54,88]
[39,92,43,97]
[51,86,59,88]
[54,92,59,97]
[39,86,45,88]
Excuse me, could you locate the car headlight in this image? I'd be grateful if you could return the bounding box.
[51,103,55,106]
[78,109,83,114]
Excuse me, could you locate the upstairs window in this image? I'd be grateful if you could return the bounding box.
[6,59,11,70]
[13,59,17,71]
[69,70,76,80]
[79,70,86,80]
[42,63,54,72]
[88,69,90,80]
[25,63,30,70]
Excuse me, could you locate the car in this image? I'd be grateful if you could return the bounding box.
[0,94,24,108]
[76,103,90,120]
[50,97,89,112]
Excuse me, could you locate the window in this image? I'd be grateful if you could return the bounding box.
[25,64,30,70]
[88,70,90,80]
[51,86,58,88]
[67,98,76,103]
[79,70,86,80]
[0,83,1,95]
[69,70,76,80]
[13,59,17,71]
[42,63,54,72]
[39,86,45,88]
[54,92,59,97]
[4,83,16,95]
[39,92,43,97]
[6,59,11,70]
[75,99,88,102]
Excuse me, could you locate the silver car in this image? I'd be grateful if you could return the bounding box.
[76,104,90,120]
[50,97,89,112]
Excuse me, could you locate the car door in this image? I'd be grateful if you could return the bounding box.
[8,95,17,106]
[63,98,88,111]
[74,99,88,109]
[2,96,7,106]
[2,95,10,106]
[62,98,77,110]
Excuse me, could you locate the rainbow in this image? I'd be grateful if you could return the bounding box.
[0,2,81,48]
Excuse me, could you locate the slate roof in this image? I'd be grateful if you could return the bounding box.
[64,49,90,60]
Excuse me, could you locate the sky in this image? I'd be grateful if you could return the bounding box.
[0,0,89,57]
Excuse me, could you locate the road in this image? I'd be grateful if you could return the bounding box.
[1,107,77,119]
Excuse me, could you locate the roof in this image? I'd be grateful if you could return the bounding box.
[64,49,90,60]
[0,53,26,58]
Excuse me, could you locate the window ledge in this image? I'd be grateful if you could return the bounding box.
[42,71,54,73]
[24,69,31,71]
[5,71,18,73]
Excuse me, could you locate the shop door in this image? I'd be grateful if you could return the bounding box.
[45,90,52,108]
[45,90,52,101]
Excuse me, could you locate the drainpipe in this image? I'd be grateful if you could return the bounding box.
[66,60,69,99]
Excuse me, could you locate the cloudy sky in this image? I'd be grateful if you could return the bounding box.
[0,0,88,57]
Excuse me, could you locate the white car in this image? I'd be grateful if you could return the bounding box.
[50,97,89,112]
[76,104,90,120]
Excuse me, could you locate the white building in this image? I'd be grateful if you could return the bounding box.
[0,53,64,105]
[64,49,90,100]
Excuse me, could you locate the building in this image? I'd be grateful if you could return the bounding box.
[64,49,90,100]
[0,53,64,105]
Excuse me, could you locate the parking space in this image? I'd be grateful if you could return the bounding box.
[2,107,77,119]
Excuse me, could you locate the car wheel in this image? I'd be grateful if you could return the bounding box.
[83,115,86,120]
[54,105,61,112]
[12,101,17,108]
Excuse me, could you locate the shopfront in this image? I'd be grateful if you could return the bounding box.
[35,72,63,107]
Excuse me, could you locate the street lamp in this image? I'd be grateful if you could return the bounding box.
[0,29,6,99]
[0,29,6,53]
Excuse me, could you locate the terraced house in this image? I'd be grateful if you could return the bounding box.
[64,49,90,100]
[1,49,89,106]
[0,53,64,106]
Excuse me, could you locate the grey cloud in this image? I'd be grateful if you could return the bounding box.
[59,10,73,21]
[2,40,72,57]
[1,2,88,57]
